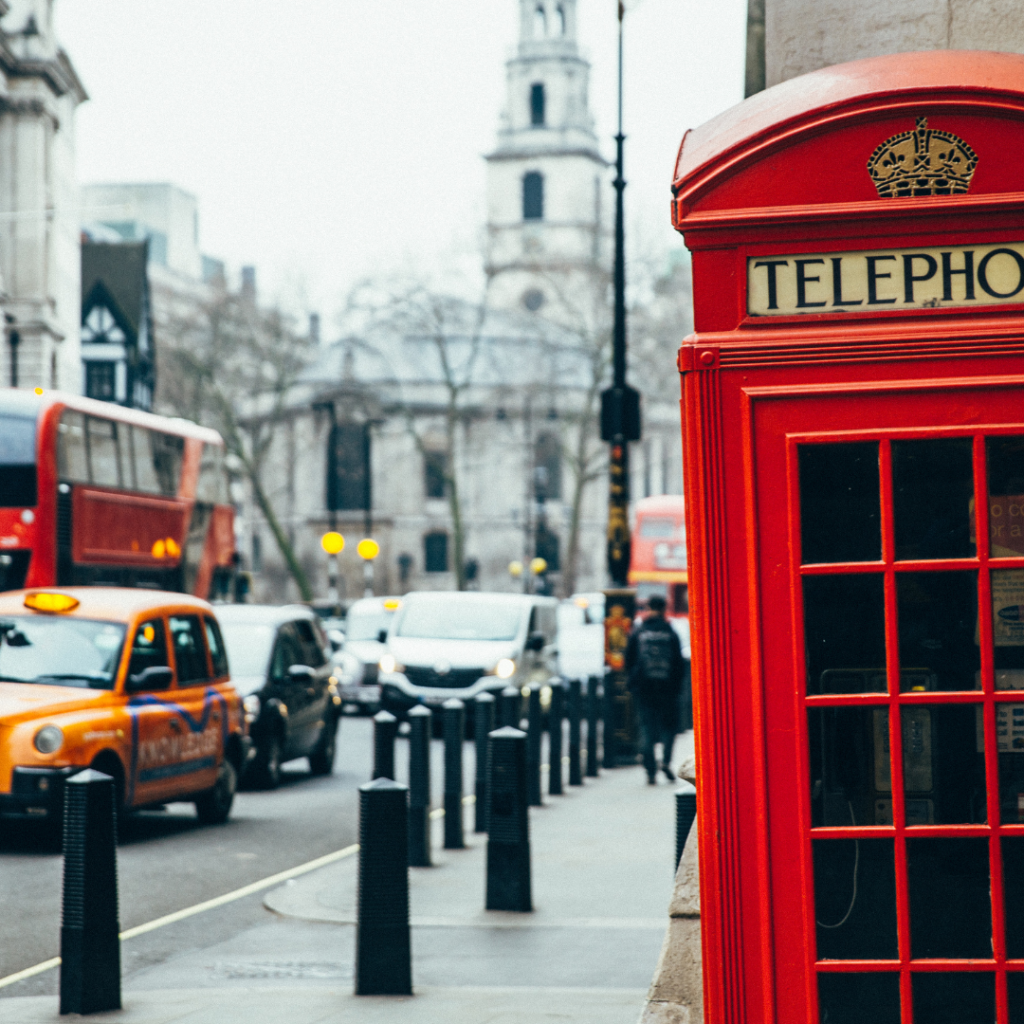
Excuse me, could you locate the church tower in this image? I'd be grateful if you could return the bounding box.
[485,0,609,322]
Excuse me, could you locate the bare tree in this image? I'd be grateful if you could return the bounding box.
[159,283,316,600]
[350,280,491,591]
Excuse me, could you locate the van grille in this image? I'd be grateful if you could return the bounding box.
[403,666,485,689]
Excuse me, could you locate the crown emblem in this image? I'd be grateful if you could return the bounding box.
[867,117,978,198]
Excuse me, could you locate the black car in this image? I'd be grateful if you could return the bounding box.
[216,604,339,789]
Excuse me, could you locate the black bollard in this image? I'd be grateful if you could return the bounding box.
[373,709,398,780]
[60,769,121,1015]
[485,727,532,912]
[500,684,520,728]
[474,693,496,833]
[567,678,583,786]
[356,778,411,995]
[675,781,697,870]
[407,704,432,867]
[603,670,618,769]
[586,675,600,777]
[526,685,543,807]
[443,698,465,850]
[548,682,564,796]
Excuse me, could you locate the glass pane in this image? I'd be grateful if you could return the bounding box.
[800,442,881,564]
[992,569,1024,690]
[1003,839,1024,957]
[999,709,1024,822]
[814,839,897,960]
[818,972,899,1024]
[809,707,891,827]
[87,417,122,488]
[893,438,975,561]
[805,575,886,695]
[987,436,1024,557]
[907,838,991,959]
[911,972,994,1024]
[132,426,160,494]
[897,572,979,691]
[900,705,986,825]
[1008,973,1024,1024]
[57,410,88,482]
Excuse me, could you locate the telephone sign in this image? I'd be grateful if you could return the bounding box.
[672,51,1024,1024]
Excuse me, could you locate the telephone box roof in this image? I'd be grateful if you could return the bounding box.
[672,50,1024,205]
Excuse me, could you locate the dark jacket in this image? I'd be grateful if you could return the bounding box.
[625,615,685,703]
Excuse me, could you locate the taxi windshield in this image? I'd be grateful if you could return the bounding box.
[0,616,126,688]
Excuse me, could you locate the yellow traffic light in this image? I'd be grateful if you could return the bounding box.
[508,560,523,578]
[357,538,380,560]
[530,557,548,575]
[321,531,345,555]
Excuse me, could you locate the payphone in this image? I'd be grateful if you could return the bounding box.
[671,50,1024,1024]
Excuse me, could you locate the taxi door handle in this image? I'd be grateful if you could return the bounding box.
[169,719,182,733]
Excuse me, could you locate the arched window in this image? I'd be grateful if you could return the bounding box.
[530,82,545,126]
[533,3,547,36]
[534,432,562,500]
[523,172,544,220]
[555,4,566,35]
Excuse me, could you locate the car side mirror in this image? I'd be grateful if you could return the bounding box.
[377,629,388,644]
[287,663,315,682]
[526,631,546,652]
[327,629,345,652]
[127,665,173,693]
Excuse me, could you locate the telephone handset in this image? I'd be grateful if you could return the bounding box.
[817,668,936,826]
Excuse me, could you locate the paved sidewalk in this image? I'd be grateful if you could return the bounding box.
[0,734,690,1024]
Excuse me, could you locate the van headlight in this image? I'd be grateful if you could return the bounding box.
[242,694,261,723]
[495,658,516,679]
[34,725,64,754]
[379,653,403,674]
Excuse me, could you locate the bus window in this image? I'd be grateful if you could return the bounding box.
[130,425,160,494]
[152,433,184,497]
[197,444,228,504]
[639,517,676,538]
[87,417,123,488]
[0,413,37,507]
[58,411,88,483]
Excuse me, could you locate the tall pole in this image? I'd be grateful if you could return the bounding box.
[605,0,632,587]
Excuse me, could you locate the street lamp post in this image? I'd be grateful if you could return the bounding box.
[601,0,640,588]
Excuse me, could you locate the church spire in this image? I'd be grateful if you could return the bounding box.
[518,0,578,51]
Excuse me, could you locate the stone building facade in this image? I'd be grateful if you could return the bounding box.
[0,0,86,394]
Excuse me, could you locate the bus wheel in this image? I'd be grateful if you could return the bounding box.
[195,760,236,825]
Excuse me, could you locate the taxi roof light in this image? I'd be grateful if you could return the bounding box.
[383,598,401,611]
[24,592,79,614]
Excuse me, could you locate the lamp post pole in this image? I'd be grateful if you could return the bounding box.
[603,0,638,587]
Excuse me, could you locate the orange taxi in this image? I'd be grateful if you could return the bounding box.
[0,588,248,828]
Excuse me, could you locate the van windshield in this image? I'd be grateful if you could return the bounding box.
[0,616,125,688]
[396,600,522,642]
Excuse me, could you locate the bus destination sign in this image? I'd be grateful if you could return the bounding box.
[748,241,1024,316]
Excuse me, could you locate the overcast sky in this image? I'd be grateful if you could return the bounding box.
[54,0,747,327]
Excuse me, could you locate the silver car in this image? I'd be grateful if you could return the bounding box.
[378,591,559,715]
[332,596,401,714]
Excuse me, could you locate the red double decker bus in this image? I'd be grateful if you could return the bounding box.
[628,494,688,618]
[0,388,235,597]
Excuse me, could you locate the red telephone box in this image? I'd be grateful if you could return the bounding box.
[673,51,1024,1024]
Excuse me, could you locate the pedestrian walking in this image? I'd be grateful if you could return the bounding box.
[625,594,685,784]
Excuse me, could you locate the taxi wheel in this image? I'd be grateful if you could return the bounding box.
[309,716,338,776]
[252,735,282,790]
[195,760,237,825]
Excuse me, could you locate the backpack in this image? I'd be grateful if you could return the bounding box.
[636,628,676,692]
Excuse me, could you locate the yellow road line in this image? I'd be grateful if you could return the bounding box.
[0,843,359,991]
